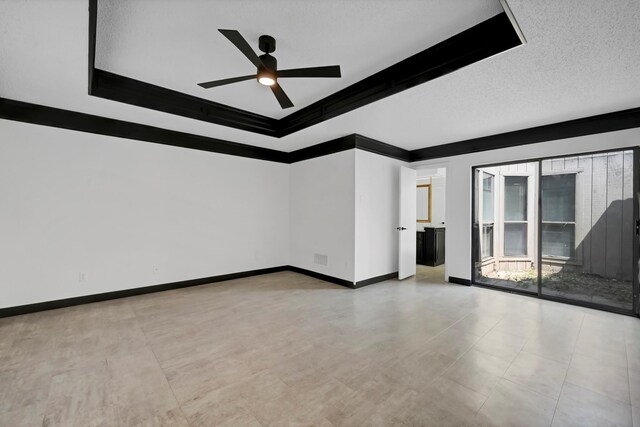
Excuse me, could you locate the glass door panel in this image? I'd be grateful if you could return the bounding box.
[473,162,539,294]
[540,151,635,311]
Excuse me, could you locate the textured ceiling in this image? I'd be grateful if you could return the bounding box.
[95,0,501,119]
[1,0,639,153]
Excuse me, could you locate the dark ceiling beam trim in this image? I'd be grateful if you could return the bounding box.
[5,98,638,167]
[87,1,277,137]
[288,135,356,163]
[0,98,289,163]
[410,106,640,161]
[0,98,407,164]
[354,134,411,162]
[279,12,521,136]
[88,0,97,93]
[87,0,521,138]
[91,69,279,137]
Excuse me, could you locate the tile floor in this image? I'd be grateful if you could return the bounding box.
[0,265,639,426]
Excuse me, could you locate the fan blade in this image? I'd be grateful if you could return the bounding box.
[197,74,256,89]
[270,83,294,109]
[277,65,341,78]
[218,29,264,69]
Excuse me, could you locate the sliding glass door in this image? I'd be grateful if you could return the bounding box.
[473,148,639,314]
[540,151,635,311]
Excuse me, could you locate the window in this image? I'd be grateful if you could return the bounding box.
[541,174,576,259]
[482,173,494,259]
[504,176,528,256]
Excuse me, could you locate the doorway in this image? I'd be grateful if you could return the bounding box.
[472,148,639,315]
[416,167,447,282]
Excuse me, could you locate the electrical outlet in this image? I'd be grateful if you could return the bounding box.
[78,272,87,282]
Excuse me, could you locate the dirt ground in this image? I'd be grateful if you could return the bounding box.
[481,269,633,309]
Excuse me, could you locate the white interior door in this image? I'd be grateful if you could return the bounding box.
[399,166,417,279]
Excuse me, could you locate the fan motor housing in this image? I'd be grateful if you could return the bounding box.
[259,54,277,72]
[259,35,276,54]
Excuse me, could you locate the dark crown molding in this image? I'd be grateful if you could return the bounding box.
[92,69,279,137]
[410,106,640,162]
[0,98,410,164]
[2,98,640,166]
[0,98,289,163]
[88,0,522,139]
[278,13,521,137]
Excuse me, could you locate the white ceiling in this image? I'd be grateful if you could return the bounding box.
[95,0,502,119]
[1,0,639,153]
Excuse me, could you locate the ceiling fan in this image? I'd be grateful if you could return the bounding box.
[197,29,341,109]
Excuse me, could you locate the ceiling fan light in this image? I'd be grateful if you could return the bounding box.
[258,76,276,86]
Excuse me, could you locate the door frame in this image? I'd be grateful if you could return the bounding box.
[471,146,640,317]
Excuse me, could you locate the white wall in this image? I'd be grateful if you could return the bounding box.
[289,150,355,282]
[412,128,640,281]
[354,150,407,282]
[0,120,290,308]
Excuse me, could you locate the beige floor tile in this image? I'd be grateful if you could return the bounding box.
[492,314,543,338]
[381,350,456,392]
[443,348,511,396]
[630,369,640,409]
[420,375,488,415]
[566,353,630,403]
[41,361,113,426]
[552,382,632,427]
[347,372,411,404]
[628,340,640,374]
[215,412,264,427]
[523,332,577,364]
[115,403,189,427]
[423,327,482,359]
[0,362,53,413]
[476,379,557,427]
[0,267,635,426]
[473,329,527,363]
[574,331,628,370]
[504,351,569,399]
[393,389,478,427]
[178,382,252,426]
[0,402,46,427]
[248,387,337,427]
[448,313,502,337]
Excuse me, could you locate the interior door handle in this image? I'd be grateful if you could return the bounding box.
[397,227,407,231]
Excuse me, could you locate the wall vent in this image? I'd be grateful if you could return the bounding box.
[314,254,328,266]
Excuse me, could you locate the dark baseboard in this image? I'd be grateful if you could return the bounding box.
[0,266,468,318]
[287,266,355,289]
[448,276,471,286]
[355,272,398,288]
[0,266,288,318]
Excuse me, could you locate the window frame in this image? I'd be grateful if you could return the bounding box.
[481,172,495,260]
[502,174,530,258]
[540,171,579,261]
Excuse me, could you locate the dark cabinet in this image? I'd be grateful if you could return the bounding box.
[417,227,445,266]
